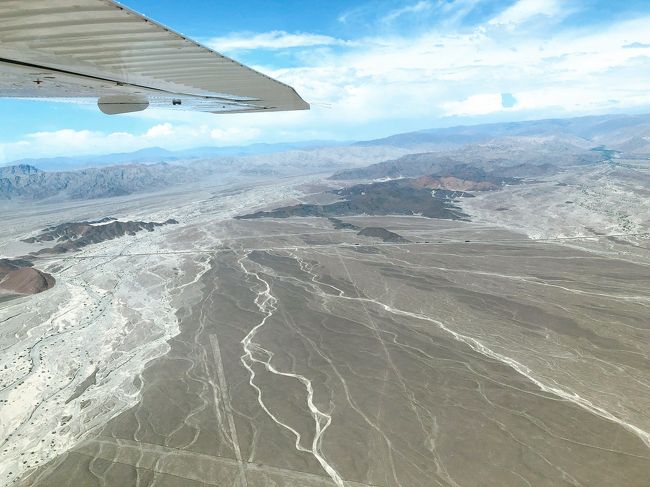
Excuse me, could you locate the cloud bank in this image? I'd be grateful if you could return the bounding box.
[3,0,650,161]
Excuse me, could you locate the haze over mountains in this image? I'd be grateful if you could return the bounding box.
[329,137,602,180]
[2,113,650,202]
[357,113,650,151]
[0,145,408,201]
[7,140,344,172]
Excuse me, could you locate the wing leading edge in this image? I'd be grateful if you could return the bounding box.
[0,0,309,115]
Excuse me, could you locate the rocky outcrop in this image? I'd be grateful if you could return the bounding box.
[357,227,410,243]
[24,219,178,255]
[237,179,471,221]
[0,258,54,295]
[0,268,55,295]
[328,218,360,230]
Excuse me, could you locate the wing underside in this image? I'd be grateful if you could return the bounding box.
[0,0,309,114]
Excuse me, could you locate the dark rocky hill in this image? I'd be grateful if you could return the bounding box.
[358,227,410,243]
[237,179,471,221]
[328,218,360,230]
[24,219,178,254]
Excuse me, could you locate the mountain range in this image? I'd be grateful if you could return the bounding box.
[357,113,650,152]
[2,113,650,202]
[6,140,345,172]
[330,135,603,180]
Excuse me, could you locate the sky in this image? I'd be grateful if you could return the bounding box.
[2,0,650,162]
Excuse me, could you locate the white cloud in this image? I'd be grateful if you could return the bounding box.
[437,0,482,26]
[145,123,173,138]
[206,31,347,51]
[25,129,136,153]
[5,9,650,160]
[259,14,650,128]
[489,0,565,27]
[382,1,433,23]
[442,93,507,116]
[0,122,270,163]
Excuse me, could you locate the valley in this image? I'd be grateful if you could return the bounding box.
[1,114,650,486]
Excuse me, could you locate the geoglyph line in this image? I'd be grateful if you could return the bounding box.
[237,251,346,487]
[209,333,248,487]
[334,291,650,450]
[296,246,650,451]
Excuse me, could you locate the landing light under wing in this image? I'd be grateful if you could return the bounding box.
[0,0,310,115]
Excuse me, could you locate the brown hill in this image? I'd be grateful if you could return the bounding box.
[0,267,55,295]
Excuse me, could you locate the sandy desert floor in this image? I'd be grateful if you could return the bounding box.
[1,174,649,486]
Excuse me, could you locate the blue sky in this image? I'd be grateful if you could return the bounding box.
[2,0,650,162]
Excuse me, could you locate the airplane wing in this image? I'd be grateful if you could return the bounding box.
[0,0,309,115]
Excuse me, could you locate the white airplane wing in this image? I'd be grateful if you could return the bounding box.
[0,0,309,115]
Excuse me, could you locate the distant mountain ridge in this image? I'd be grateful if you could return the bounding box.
[356,113,650,151]
[0,162,198,200]
[5,140,345,171]
[0,145,408,201]
[331,135,602,180]
[5,113,650,174]
[3,113,650,201]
